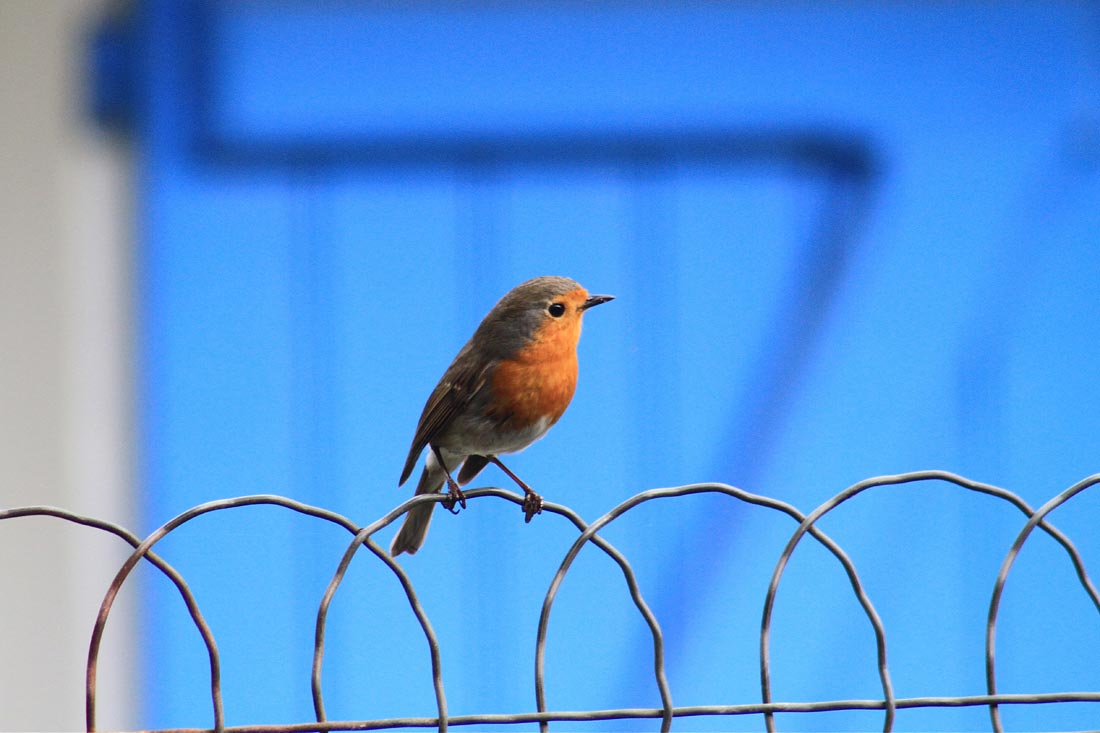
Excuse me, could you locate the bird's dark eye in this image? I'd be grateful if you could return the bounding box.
[548,302,566,318]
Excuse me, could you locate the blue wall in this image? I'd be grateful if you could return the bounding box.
[95,2,1100,730]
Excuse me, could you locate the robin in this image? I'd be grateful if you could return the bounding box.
[389,276,614,556]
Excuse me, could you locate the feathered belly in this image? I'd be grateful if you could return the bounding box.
[452,353,578,455]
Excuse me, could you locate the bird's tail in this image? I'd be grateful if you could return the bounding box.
[390,451,451,556]
[390,500,435,556]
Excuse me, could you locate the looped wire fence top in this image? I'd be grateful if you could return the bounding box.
[1,470,1098,733]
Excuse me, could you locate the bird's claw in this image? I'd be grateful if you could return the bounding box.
[522,491,544,523]
[442,480,467,515]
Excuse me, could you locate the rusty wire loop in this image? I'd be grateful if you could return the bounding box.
[311,495,448,730]
[532,482,882,733]
[87,495,368,733]
[309,487,671,733]
[764,470,1100,733]
[985,473,1100,732]
[1,472,1097,732]
[0,506,205,733]
[522,489,674,733]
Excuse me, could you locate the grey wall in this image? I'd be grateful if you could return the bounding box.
[0,2,134,729]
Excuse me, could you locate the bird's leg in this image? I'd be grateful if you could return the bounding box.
[489,456,544,522]
[432,445,467,514]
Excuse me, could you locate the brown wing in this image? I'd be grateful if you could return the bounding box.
[398,347,494,486]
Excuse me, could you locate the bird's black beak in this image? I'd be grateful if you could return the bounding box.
[580,294,615,311]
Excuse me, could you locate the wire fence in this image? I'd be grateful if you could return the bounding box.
[2,470,1098,733]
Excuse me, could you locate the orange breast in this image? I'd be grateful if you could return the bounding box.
[490,323,580,429]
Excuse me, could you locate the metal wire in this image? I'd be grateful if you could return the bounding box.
[985,473,1100,732]
[760,470,1100,733]
[0,505,211,732]
[1,471,1097,733]
[125,691,1100,733]
[312,499,447,730]
[87,495,368,733]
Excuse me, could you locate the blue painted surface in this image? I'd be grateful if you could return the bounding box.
[96,2,1099,730]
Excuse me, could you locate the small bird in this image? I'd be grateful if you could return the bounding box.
[390,276,613,556]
